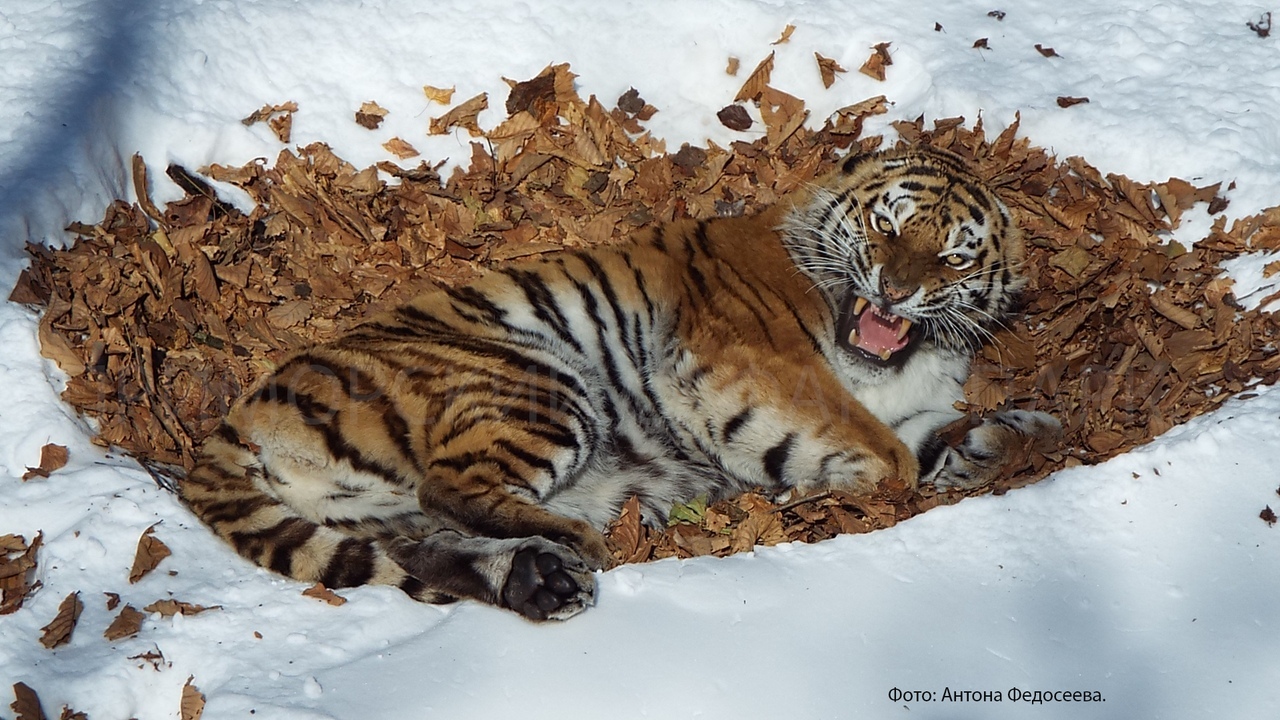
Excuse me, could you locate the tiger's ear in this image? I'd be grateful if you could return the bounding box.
[839,149,884,175]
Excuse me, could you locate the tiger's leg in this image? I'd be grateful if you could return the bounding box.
[925,409,1062,490]
[382,531,596,621]
[401,409,617,619]
[664,351,919,496]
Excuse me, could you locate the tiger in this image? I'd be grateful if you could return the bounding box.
[179,144,1060,621]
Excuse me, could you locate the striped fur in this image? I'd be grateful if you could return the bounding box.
[180,145,1058,621]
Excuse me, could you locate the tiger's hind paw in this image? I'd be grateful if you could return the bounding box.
[502,543,596,621]
[929,409,1061,491]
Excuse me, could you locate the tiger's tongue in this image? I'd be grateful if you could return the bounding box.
[853,305,910,357]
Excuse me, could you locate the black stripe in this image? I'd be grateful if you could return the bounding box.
[265,517,319,575]
[723,408,753,443]
[501,267,584,354]
[683,234,710,298]
[693,220,715,257]
[199,495,282,525]
[763,433,796,485]
[445,285,509,325]
[493,438,559,477]
[320,538,376,588]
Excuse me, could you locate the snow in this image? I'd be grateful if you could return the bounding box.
[2,0,1279,718]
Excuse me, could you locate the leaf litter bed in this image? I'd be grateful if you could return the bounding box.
[13,60,1280,567]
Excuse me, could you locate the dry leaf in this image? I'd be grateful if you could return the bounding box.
[269,114,293,143]
[423,85,456,105]
[429,93,489,136]
[104,591,121,611]
[1,532,42,615]
[1261,506,1277,527]
[37,314,86,377]
[242,102,299,144]
[733,51,775,102]
[858,43,892,81]
[129,524,172,584]
[39,592,82,649]
[717,104,753,131]
[11,682,46,720]
[606,496,652,565]
[1035,43,1060,57]
[1247,11,1272,38]
[725,56,740,75]
[815,53,847,88]
[59,706,88,720]
[383,137,419,159]
[144,599,219,617]
[22,444,68,480]
[973,38,991,49]
[242,101,297,126]
[355,101,389,130]
[181,677,206,720]
[104,604,146,641]
[771,24,796,45]
[302,582,347,606]
[1057,96,1090,108]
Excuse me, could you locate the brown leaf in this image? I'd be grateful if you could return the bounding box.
[22,444,68,481]
[355,101,389,130]
[104,591,121,610]
[1049,247,1092,278]
[104,604,146,641]
[242,101,298,126]
[606,496,653,565]
[725,56,740,75]
[1057,96,1090,108]
[1035,43,1060,57]
[382,137,420,159]
[37,313,86,377]
[717,104,753,132]
[266,299,313,329]
[858,42,893,81]
[11,682,46,720]
[733,51,775,102]
[144,598,220,617]
[181,677,206,720]
[269,113,293,143]
[8,269,48,305]
[39,592,82,649]
[771,24,796,45]
[729,502,786,553]
[129,524,172,584]
[59,706,88,720]
[1,532,42,615]
[973,38,990,49]
[302,582,348,606]
[815,52,847,89]
[429,93,489,136]
[760,86,808,152]
[1150,292,1201,330]
[1247,11,1271,38]
[423,85,456,105]
[1261,505,1277,527]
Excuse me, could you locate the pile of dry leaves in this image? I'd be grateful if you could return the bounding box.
[12,56,1280,568]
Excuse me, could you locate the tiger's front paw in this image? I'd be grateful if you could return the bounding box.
[502,540,596,622]
[930,409,1061,491]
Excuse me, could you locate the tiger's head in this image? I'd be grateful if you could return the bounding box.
[781,145,1025,366]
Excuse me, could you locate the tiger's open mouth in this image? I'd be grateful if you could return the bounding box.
[836,295,914,363]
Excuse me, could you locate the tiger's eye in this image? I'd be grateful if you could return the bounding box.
[871,215,895,235]
[943,253,973,269]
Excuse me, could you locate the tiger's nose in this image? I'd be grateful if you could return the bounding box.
[880,276,917,303]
